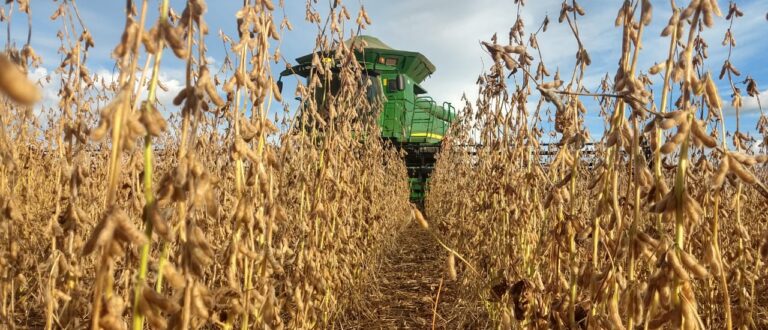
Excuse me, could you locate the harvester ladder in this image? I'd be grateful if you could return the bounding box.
[413,96,439,143]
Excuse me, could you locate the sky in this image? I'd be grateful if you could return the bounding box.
[5,0,768,146]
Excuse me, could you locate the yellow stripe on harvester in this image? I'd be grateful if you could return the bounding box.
[410,132,443,140]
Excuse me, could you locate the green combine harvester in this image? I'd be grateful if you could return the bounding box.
[280,35,456,203]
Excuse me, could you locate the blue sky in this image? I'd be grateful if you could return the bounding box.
[6,0,768,147]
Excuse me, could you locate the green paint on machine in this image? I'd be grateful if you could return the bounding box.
[281,35,456,203]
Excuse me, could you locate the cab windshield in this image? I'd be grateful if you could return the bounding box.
[314,73,386,109]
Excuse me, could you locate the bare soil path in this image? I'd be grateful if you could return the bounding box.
[342,222,459,329]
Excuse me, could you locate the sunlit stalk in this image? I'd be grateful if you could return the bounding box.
[131,0,170,328]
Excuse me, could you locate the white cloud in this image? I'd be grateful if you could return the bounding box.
[19,0,767,137]
[155,74,185,111]
[741,89,766,113]
[749,140,765,154]
[29,67,57,111]
[362,1,615,104]
[91,68,185,111]
[355,0,767,138]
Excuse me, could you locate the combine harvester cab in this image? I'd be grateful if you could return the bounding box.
[280,35,456,203]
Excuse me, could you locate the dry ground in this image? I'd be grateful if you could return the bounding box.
[340,223,460,329]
